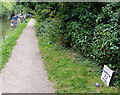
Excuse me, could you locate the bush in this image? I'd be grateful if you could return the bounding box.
[35,2,120,87]
[36,18,62,43]
[92,3,120,86]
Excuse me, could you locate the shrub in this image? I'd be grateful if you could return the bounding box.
[92,3,120,86]
[35,2,120,87]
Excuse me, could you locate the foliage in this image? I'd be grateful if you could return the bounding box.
[92,2,120,86]
[13,4,27,15]
[38,32,118,93]
[35,18,61,43]
[1,2,29,20]
[0,2,15,19]
[35,2,120,87]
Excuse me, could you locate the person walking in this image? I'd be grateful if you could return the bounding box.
[13,14,19,25]
[11,14,19,29]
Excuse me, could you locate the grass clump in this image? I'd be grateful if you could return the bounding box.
[0,19,30,70]
[38,36,118,93]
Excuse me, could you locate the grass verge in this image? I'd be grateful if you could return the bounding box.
[38,36,118,93]
[0,19,30,71]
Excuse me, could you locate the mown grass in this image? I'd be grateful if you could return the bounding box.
[0,19,30,71]
[38,36,118,93]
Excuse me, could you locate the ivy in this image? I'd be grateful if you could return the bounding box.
[35,2,120,87]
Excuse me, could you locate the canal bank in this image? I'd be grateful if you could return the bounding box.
[0,18,30,70]
[0,19,11,41]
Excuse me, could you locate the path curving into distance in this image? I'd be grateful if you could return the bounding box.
[0,19,55,93]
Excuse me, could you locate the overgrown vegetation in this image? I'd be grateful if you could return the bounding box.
[0,2,14,19]
[38,34,118,93]
[4,1,119,91]
[0,2,31,40]
[0,2,28,20]
[35,2,120,88]
[0,19,29,71]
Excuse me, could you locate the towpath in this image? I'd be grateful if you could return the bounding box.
[0,18,55,93]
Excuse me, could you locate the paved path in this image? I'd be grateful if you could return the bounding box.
[0,19,55,93]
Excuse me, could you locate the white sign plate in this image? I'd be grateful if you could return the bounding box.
[101,65,114,87]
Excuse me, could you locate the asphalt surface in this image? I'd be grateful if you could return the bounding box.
[0,19,55,93]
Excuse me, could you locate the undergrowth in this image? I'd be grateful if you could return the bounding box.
[35,2,120,87]
[38,36,118,93]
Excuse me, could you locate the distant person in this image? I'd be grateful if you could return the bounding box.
[10,13,15,29]
[26,14,31,18]
[24,14,27,20]
[11,19,15,29]
[19,13,24,23]
[10,14,19,29]
[13,15,19,25]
